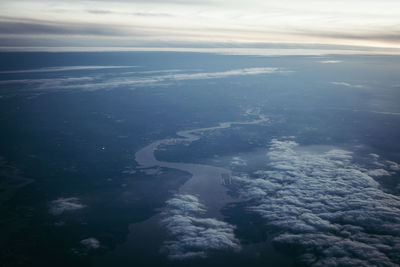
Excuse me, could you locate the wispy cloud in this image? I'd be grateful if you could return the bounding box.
[331,81,365,88]
[161,194,240,260]
[319,60,342,64]
[0,18,128,36]
[0,67,284,92]
[86,9,174,17]
[0,65,137,74]
[233,139,400,266]
[49,197,85,215]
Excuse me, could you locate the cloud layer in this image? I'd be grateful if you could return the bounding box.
[161,194,240,260]
[234,139,400,266]
[1,0,400,50]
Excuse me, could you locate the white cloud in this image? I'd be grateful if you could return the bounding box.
[49,197,85,215]
[0,67,283,92]
[319,60,342,64]
[368,168,391,177]
[387,161,400,171]
[331,81,364,88]
[161,194,240,260]
[231,156,247,167]
[80,238,100,249]
[141,167,163,175]
[233,139,400,266]
[161,67,280,81]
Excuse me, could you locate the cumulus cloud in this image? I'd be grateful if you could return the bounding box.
[49,197,85,215]
[231,156,247,167]
[80,238,100,249]
[368,153,400,173]
[386,160,400,171]
[161,194,240,260]
[233,139,400,266]
[367,168,391,177]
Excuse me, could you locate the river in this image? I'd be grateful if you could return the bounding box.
[135,115,268,217]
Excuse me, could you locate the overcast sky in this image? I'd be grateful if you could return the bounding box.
[0,0,399,51]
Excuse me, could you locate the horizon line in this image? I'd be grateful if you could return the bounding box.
[1,46,400,56]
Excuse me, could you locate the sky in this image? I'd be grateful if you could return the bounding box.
[0,0,399,52]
